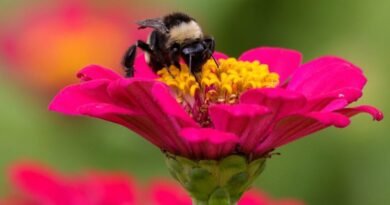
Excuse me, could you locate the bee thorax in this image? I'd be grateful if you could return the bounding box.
[167,21,203,46]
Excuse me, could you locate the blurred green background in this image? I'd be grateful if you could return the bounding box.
[0,0,388,204]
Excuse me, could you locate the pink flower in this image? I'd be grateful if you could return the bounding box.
[5,163,138,205]
[0,0,150,92]
[49,47,383,160]
[149,180,305,205]
[1,163,304,205]
[239,189,304,205]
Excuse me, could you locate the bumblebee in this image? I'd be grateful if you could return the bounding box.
[122,12,216,77]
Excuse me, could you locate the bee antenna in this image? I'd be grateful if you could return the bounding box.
[189,54,192,72]
[211,54,220,68]
[167,65,176,79]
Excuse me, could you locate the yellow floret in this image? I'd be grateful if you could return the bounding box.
[157,58,279,103]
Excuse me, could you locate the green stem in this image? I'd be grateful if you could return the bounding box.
[192,199,208,205]
[192,198,237,205]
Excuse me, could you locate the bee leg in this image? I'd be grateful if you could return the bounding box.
[122,40,155,78]
[188,55,201,85]
[122,45,137,77]
[203,36,215,53]
[160,45,181,79]
[136,40,153,53]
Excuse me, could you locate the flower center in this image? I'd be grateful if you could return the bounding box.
[158,58,280,126]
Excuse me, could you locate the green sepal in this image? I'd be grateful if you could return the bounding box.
[187,168,218,200]
[165,153,267,205]
[219,155,247,186]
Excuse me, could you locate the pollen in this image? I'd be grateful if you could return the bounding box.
[157,58,279,126]
[158,58,279,101]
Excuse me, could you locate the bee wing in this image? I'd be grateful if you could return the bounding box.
[137,18,168,33]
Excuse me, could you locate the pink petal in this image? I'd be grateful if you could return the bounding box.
[133,54,158,79]
[240,88,307,119]
[180,128,239,159]
[287,56,367,99]
[49,79,112,115]
[108,78,196,156]
[238,189,270,205]
[148,179,191,205]
[76,65,121,82]
[10,163,72,205]
[209,104,271,154]
[78,103,137,117]
[336,105,383,121]
[78,103,166,149]
[320,99,349,112]
[82,173,136,205]
[152,83,200,128]
[213,51,228,60]
[254,112,350,156]
[239,47,302,84]
[239,189,305,205]
[304,88,362,112]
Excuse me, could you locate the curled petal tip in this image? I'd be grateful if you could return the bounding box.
[373,110,384,121]
[362,106,384,121]
[338,105,384,122]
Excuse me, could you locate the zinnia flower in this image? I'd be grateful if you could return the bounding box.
[49,47,383,204]
[1,163,304,205]
[5,163,137,205]
[0,0,149,92]
[149,180,304,205]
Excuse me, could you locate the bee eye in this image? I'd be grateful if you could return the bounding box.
[182,47,192,55]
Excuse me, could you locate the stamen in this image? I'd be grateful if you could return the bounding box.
[158,58,280,126]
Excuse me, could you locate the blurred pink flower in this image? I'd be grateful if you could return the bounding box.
[49,47,383,160]
[149,180,305,205]
[0,0,149,92]
[1,163,304,205]
[4,163,138,205]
